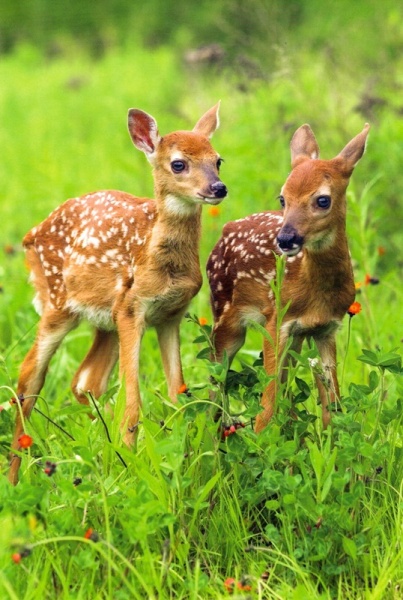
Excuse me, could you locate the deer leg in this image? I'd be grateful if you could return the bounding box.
[211,310,247,364]
[115,309,145,448]
[314,335,339,428]
[71,329,119,409]
[156,319,184,400]
[9,309,77,485]
[255,319,292,432]
[209,311,247,423]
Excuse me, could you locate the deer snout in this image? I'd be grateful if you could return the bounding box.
[277,225,304,256]
[210,181,227,199]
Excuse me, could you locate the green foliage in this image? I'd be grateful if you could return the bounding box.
[0,9,403,598]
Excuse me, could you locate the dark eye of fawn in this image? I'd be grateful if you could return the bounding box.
[171,160,186,173]
[217,158,223,170]
[317,195,331,209]
[279,195,285,208]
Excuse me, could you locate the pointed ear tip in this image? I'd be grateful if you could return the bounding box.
[292,123,314,137]
[212,100,221,114]
[128,108,140,120]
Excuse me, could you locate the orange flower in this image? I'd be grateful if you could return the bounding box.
[84,528,99,541]
[347,301,362,316]
[364,273,371,285]
[11,553,21,564]
[18,433,33,448]
[237,580,252,592]
[198,317,208,326]
[11,547,31,562]
[208,206,221,217]
[224,577,236,593]
[177,384,188,394]
[377,246,385,256]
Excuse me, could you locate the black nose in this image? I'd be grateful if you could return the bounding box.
[277,226,304,251]
[210,181,227,199]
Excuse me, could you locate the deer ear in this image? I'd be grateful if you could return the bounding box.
[128,109,161,159]
[192,101,220,139]
[290,124,320,168]
[336,123,370,175]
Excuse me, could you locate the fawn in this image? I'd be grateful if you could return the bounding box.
[207,123,369,431]
[9,103,227,484]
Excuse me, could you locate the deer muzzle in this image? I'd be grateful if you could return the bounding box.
[277,225,304,256]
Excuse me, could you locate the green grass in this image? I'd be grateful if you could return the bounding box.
[0,38,402,599]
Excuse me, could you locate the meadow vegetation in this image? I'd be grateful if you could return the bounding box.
[0,2,402,598]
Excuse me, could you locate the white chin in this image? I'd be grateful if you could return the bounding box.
[200,196,223,206]
[279,246,302,257]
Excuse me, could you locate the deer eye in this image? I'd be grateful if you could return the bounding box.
[316,195,331,209]
[217,158,223,170]
[279,195,285,208]
[171,160,186,173]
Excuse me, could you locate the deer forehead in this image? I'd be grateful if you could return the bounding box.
[159,131,219,162]
[282,159,347,199]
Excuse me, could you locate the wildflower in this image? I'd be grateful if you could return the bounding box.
[11,547,31,563]
[84,528,99,542]
[198,317,208,326]
[177,383,188,394]
[208,206,221,217]
[354,281,362,290]
[237,577,252,592]
[223,577,236,593]
[347,301,361,316]
[44,461,57,476]
[18,433,33,448]
[377,246,385,256]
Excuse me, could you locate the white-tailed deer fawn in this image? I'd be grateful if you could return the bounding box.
[207,123,369,431]
[9,103,227,484]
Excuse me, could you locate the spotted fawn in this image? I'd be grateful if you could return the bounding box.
[207,123,369,431]
[9,103,227,484]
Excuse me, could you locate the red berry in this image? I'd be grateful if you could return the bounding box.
[229,425,236,434]
[11,553,21,563]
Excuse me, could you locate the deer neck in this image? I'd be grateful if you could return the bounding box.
[303,232,352,285]
[146,194,202,277]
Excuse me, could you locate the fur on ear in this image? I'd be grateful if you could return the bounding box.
[128,109,161,157]
[192,102,220,139]
[336,123,370,174]
[290,124,320,168]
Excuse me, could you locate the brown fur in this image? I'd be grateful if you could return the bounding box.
[207,123,369,430]
[9,104,226,484]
